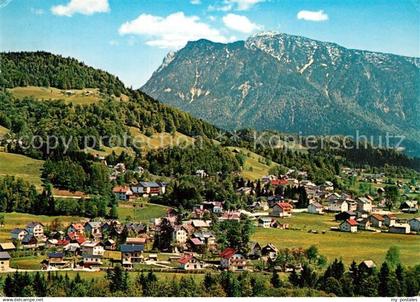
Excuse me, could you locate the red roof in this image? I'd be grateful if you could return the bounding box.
[220,247,236,259]
[275,202,293,210]
[178,253,193,264]
[113,186,131,193]
[76,235,86,244]
[190,238,203,246]
[271,179,288,186]
[346,219,358,226]
[57,239,70,246]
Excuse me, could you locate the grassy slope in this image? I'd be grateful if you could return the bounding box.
[129,127,195,151]
[0,212,82,242]
[253,213,420,266]
[8,86,129,105]
[0,126,8,137]
[117,203,170,223]
[0,152,44,189]
[227,147,279,180]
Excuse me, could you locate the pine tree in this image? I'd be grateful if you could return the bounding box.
[378,262,390,296]
[270,270,282,288]
[395,264,406,296]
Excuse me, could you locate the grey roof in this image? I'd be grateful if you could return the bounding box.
[26,222,43,228]
[120,244,144,253]
[10,228,25,234]
[85,221,102,228]
[0,252,11,260]
[48,252,64,258]
[139,182,160,188]
[82,254,103,259]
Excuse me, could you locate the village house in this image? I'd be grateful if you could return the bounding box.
[82,254,103,268]
[368,214,385,228]
[200,201,224,214]
[67,232,86,245]
[335,211,356,221]
[308,202,324,214]
[113,185,134,201]
[121,244,144,269]
[81,241,104,256]
[84,221,102,238]
[178,253,205,270]
[219,211,241,221]
[400,200,418,213]
[172,226,188,245]
[408,217,420,232]
[359,260,376,271]
[0,242,15,252]
[251,200,269,211]
[383,214,397,227]
[103,239,116,250]
[195,170,208,178]
[26,222,44,238]
[68,223,85,235]
[261,243,278,261]
[126,237,147,245]
[131,182,166,197]
[220,248,247,271]
[328,200,349,212]
[258,217,272,228]
[357,197,373,213]
[0,252,11,272]
[271,179,289,186]
[389,224,411,234]
[192,231,216,247]
[22,234,42,248]
[236,187,253,195]
[47,252,68,268]
[248,242,262,259]
[357,218,371,230]
[10,228,28,241]
[271,202,293,217]
[339,219,358,233]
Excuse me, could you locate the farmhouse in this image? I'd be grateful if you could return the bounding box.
[178,253,205,270]
[113,186,134,201]
[389,224,410,234]
[400,201,418,213]
[10,228,28,241]
[356,197,372,213]
[408,217,420,232]
[84,221,102,238]
[220,248,247,271]
[47,252,68,268]
[261,243,278,260]
[172,226,188,244]
[359,260,376,271]
[26,222,44,238]
[258,217,272,228]
[383,214,397,227]
[308,202,324,214]
[340,219,358,233]
[328,200,349,212]
[67,223,85,235]
[248,242,262,259]
[131,182,166,197]
[121,244,144,268]
[271,202,293,217]
[81,241,104,256]
[368,214,384,228]
[0,252,11,271]
[82,254,103,268]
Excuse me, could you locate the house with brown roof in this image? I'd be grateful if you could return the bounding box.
[368,214,384,228]
[112,185,134,201]
[383,214,397,227]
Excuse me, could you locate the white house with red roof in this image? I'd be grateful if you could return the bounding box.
[340,219,358,233]
[220,248,247,271]
[178,253,204,270]
[271,202,293,217]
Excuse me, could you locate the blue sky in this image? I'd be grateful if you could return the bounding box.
[1,0,419,87]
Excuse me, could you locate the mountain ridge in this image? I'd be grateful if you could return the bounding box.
[142,32,420,156]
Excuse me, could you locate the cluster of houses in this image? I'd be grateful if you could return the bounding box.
[113,182,167,200]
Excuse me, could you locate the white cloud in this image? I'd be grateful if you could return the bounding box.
[222,13,261,33]
[190,0,201,4]
[209,0,264,11]
[297,10,328,22]
[118,12,230,49]
[51,0,110,17]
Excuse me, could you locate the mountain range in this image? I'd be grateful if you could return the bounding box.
[142,32,420,156]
